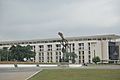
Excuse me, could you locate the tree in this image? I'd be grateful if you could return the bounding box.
[63,52,77,63]
[9,45,18,61]
[92,56,100,64]
[0,48,9,61]
[9,45,35,61]
[69,52,77,63]
[0,45,35,62]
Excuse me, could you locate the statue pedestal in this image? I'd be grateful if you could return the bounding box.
[58,62,69,67]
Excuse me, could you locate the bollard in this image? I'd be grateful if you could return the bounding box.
[36,64,39,67]
[14,64,18,67]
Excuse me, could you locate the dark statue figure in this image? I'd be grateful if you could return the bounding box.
[58,32,77,63]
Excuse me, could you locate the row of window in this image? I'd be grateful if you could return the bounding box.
[39,51,93,63]
[39,43,75,51]
[38,42,95,63]
[39,52,62,62]
[78,50,92,63]
[39,42,95,52]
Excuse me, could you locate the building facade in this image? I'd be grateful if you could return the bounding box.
[0,34,120,64]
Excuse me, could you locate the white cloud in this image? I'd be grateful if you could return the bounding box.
[0,0,120,40]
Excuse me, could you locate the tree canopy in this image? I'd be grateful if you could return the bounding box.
[0,45,35,61]
[92,56,100,64]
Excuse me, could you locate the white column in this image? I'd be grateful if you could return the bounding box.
[84,42,88,63]
[74,41,79,64]
[44,44,47,63]
[35,45,39,62]
[52,43,56,63]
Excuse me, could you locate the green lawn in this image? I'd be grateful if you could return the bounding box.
[29,69,120,80]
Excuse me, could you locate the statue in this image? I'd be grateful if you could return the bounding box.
[58,32,77,63]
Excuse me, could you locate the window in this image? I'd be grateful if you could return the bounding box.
[56,44,61,47]
[82,60,84,63]
[56,52,58,55]
[73,43,75,47]
[47,45,52,51]
[39,55,44,62]
[56,56,58,59]
[88,51,91,54]
[78,43,84,50]
[56,44,61,50]
[42,57,44,61]
[88,43,90,50]
[59,52,61,55]
[50,52,52,56]
[39,45,44,51]
[82,56,84,59]
[82,51,84,55]
[94,50,95,57]
[51,57,52,60]
[39,45,44,48]
[39,53,41,57]
[73,48,75,51]
[88,43,90,46]
[88,55,91,58]
[0,44,2,46]
[88,47,90,50]
[89,60,91,63]
[39,57,41,62]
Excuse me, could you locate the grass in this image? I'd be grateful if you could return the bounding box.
[29,69,120,80]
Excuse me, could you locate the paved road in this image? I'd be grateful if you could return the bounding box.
[0,67,41,80]
[0,64,119,80]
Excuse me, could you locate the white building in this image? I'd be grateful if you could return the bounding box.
[0,34,120,64]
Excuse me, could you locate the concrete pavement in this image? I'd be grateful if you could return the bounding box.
[0,67,41,80]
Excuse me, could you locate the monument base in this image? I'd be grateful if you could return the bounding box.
[58,62,69,67]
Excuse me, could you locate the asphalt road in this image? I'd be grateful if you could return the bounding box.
[0,64,119,80]
[0,67,41,80]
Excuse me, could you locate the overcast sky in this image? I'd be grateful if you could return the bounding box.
[0,0,120,41]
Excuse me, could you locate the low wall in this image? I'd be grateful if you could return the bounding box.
[69,64,82,68]
[0,64,58,68]
[0,64,82,68]
[0,64,15,68]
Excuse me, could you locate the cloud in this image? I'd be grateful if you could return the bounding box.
[0,0,120,40]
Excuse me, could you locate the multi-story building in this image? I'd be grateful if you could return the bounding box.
[0,34,120,64]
